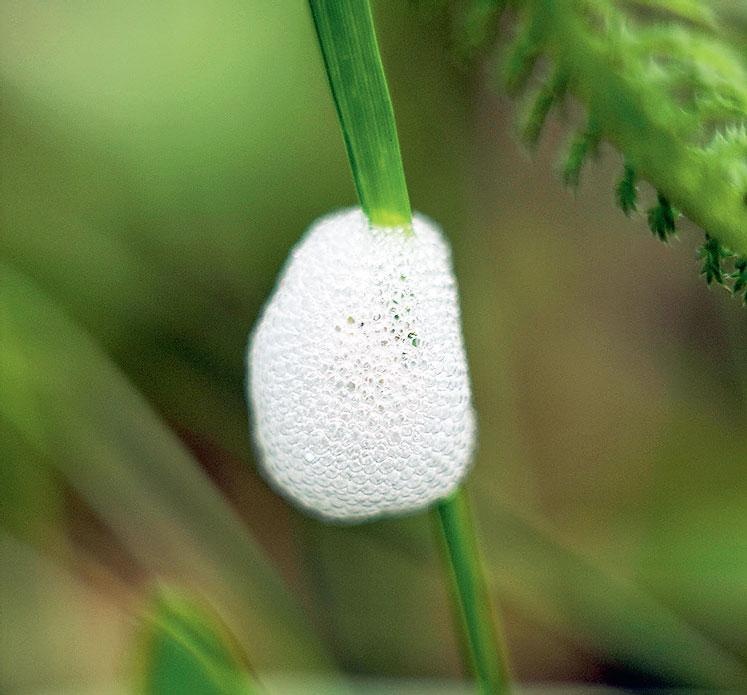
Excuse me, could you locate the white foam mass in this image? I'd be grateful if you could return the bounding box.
[248,208,475,522]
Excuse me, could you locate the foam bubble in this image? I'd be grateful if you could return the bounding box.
[248,208,475,522]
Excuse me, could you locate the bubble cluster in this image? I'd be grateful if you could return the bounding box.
[248,208,475,522]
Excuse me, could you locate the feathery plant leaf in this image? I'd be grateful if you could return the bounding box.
[731,258,747,302]
[562,118,601,188]
[647,193,678,242]
[502,10,543,95]
[449,0,747,297]
[698,233,729,286]
[452,0,506,64]
[520,69,569,148]
[616,163,639,216]
[695,232,747,298]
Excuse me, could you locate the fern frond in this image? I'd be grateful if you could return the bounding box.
[535,1,747,253]
[450,0,747,276]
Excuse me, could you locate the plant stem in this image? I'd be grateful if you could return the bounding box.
[434,489,511,694]
[308,0,411,227]
[308,1,510,691]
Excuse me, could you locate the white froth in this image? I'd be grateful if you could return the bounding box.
[248,208,475,522]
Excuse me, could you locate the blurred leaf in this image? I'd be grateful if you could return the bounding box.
[620,0,717,28]
[731,258,747,302]
[0,262,335,677]
[698,233,729,286]
[298,514,462,679]
[22,681,627,695]
[0,420,61,545]
[634,412,747,662]
[519,69,568,149]
[304,488,747,688]
[450,0,505,64]
[135,585,257,695]
[474,497,747,689]
[260,678,625,695]
[561,121,601,189]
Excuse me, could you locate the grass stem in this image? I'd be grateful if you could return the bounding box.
[434,489,511,693]
[308,1,510,690]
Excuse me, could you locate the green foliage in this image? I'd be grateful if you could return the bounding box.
[562,119,601,188]
[502,11,543,95]
[452,0,747,293]
[135,586,255,695]
[732,258,747,302]
[452,0,505,64]
[615,164,638,216]
[698,234,728,286]
[695,233,747,300]
[647,193,677,242]
[0,423,60,546]
[309,0,412,227]
[434,490,509,693]
[618,0,716,28]
[476,499,747,688]
[520,69,568,147]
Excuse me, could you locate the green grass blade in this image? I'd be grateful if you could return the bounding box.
[309,0,411,227]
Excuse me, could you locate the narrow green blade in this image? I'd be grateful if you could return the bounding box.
[309,0,411,227]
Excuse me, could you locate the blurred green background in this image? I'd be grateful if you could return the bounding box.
[2,1,746,693]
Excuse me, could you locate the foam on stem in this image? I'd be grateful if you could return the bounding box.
[248,208,475,522]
